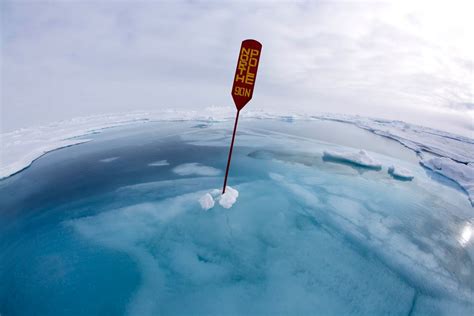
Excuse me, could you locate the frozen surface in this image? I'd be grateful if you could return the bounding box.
[316,113,474,163]
[388,165,414,180]
[316,113,474,204]
[421,157,474,205]
[323,149,382,169]
[1,119,473,315]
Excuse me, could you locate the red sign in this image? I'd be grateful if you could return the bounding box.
[231,39,262,111]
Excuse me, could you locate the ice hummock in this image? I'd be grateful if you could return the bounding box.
[199,186,239,210]
[323,149,382,169]
[388,165,414,180]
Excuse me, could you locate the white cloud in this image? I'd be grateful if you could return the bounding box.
[1,0,473,135]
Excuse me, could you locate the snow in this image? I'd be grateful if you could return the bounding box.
[198,193,215,210]
[388,165,414,180]
[198,186,239,210]
[172,163,221,176]
[420,157,474,205]
[148,160,169,167]
[323,149,382,169]
[218,186,239,208]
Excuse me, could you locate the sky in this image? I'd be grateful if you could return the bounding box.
[1,0,473,136]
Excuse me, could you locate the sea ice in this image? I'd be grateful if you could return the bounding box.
[421,157,474,205]
[323,149,382,169]
[316,114,473,163]
[172,163,221,176]
[388,165,414,180]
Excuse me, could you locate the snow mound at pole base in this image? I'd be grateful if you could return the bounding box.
[198,186,239,210]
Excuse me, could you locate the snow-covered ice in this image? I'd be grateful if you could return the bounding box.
[316,113,473,163]
[172,163,221,176]
[388,165,414,180]
[323,149,382,169]
[421,157,474,205]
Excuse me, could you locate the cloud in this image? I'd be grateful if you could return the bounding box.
[1,0,473,135]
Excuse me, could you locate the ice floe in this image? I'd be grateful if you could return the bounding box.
[315,114,473,205]
[198,186,239,210]
[172,163,221,176]
[421,157,474,205]
[388,165,414,180]
[316,113,473,163]
[323,149,382,169]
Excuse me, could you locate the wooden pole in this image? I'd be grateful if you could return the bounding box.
[222,110,240,194]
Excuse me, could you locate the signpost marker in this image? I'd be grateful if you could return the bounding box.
[223,39,262,194]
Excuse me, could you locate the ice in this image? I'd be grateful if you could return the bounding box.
[316,114,473,203]
[388,165,414,180]
[172,163,221,176]
[421,157,474,205]
[148,160,169,167]
[323,149,382,169]
[218,186,239,209]
[316,113,474,163]
[198,186,239,210]
[3,118,473,315]
[198,193,215,210]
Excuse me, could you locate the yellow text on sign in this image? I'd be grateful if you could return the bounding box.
[235,48,259,85]
[234,86,251,97]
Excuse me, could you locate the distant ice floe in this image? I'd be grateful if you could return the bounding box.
[323,149,382,169]
[148,160,169,167]
[388,165,414,180]
[199,186,239,210]
[99,157,119,163]
[172,163,221,176]
[316,114,474,205]
[316,113,473,163]
[421,157,474,205]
